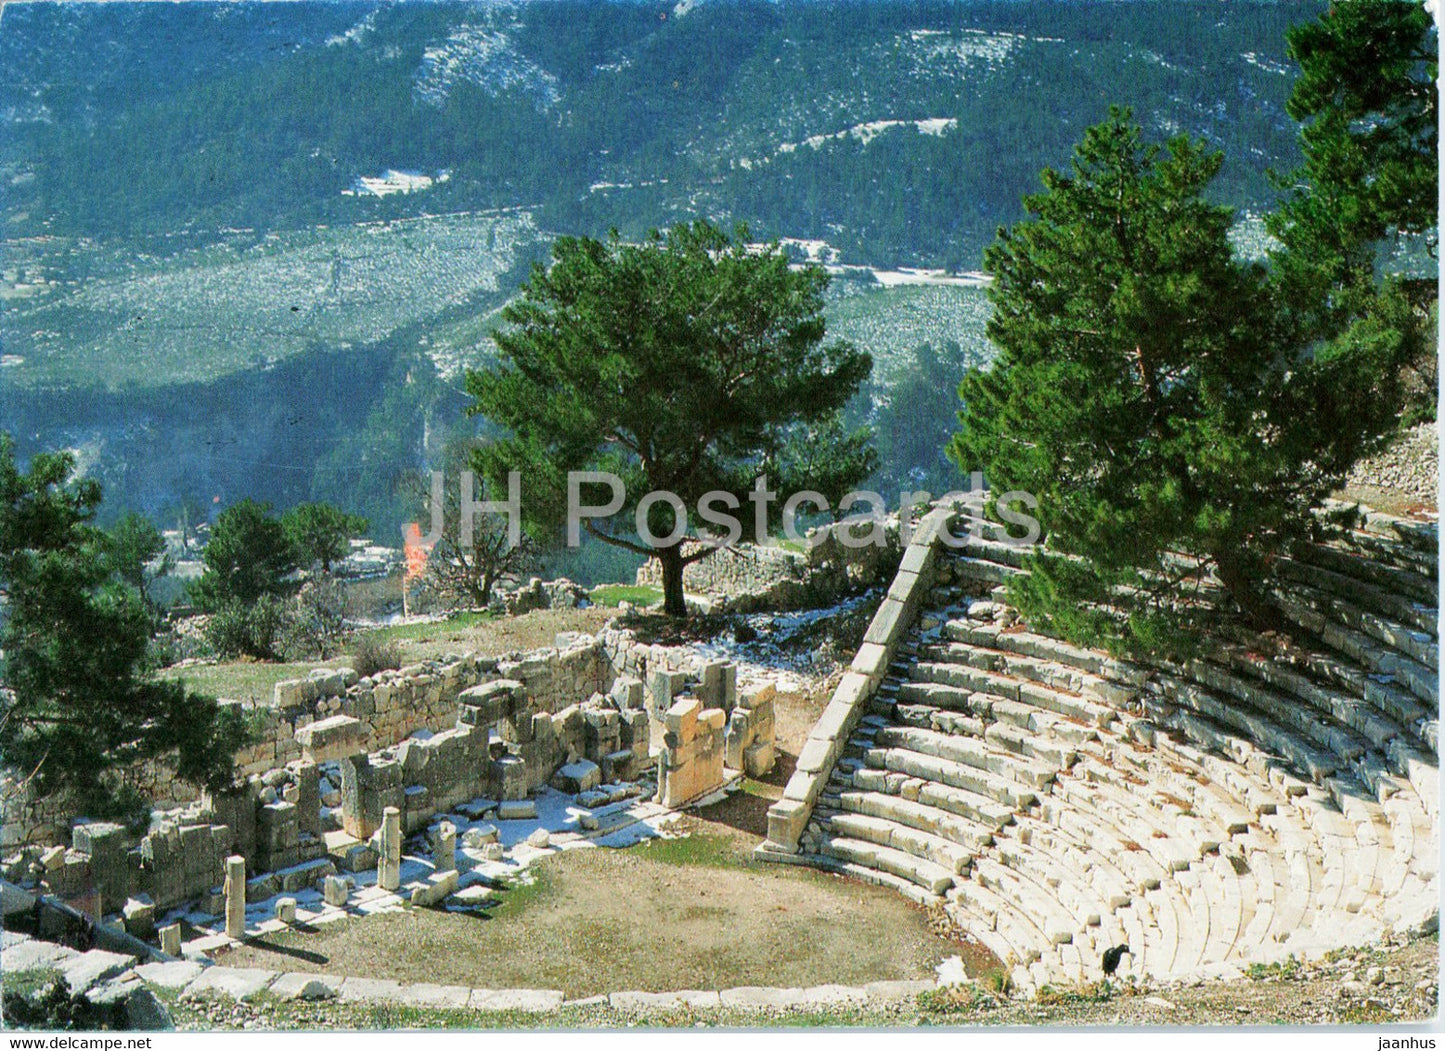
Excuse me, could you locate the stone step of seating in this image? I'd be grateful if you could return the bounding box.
[951,555,1024,587]
[909,660,1119,731]
[921,640,1135,709]
[817,834,956,896]
[1295,539,1438,608]
[1379,781,1439,883]
[1289,648,1435,747]
[969,857,1082,946]
[872,725,1060,788]
[1349,510,1438,556]
[1018,820,1136,911]
[1329,527,1439,582]
[1138,879,1192,974]
[1126,752,1256,838]
[1038,799,1170,896]
[1152,676,1342,783]
[845,764,1017,829]
[945,883,1052,966]
[865,746,1040,809]
[816,810,974,875]
[1170,870,1216,974]
[1219,647,1419,756]
[1070,745,1236,849]
[898,703,987,740]
[982,720,1077,769]
[1048,773,1201,879]
[991,829,1117,931]
[833,788,998,853]
[1271,591,1438,706]
[804,852,943,908]
[1276,573,1438,669]
[1277,554,1439,639]
[1177,660,1377,773]
[943,620,1147,689]
[1332,785,1409,903]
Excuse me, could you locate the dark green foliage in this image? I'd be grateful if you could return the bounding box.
[203,595,286,662]
[2,978,130,1031]
[467,220,873,616]
[6,1,1307,268]
[870,341,976,495]
[1268,0,1438,419]
[192,499,298,611]
[950,109,1421,656]
[1278,0,1437,267]
[0,435,247,820]
[352,632,403,680]
[104,511,170,598]
[282,502,368,574]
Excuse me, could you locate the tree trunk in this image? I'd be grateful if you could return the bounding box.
[659,546,688,617]
[1212,546,1282,632]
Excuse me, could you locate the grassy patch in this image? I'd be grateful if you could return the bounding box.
[628,832,752,871]
[160,659,341,704]
[590,584,662,608]
[1033,980,1116,1006]
[1246,957,1304,982]
[362,610,494,646]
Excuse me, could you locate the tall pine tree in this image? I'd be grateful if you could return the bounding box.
[950,109,1422,655]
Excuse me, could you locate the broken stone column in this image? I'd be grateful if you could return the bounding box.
[339,753,404,840]
[275,897,297,924]
[430,821,456,873]
[223,855,246,940]
[322,875,350,907]
[377,806,401,892]
[159,923,182,957]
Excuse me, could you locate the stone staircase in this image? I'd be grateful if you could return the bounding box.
[794,509,1439,995]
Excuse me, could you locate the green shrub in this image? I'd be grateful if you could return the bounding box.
[204,595,285,659]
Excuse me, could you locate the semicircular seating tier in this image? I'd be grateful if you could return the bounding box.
[787,507,1438,996]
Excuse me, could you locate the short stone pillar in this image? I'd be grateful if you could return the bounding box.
[322,875,350,907]
[223,855,247,940]
[159,923,182,957]
[430,821,456,873]
[275,897,297,924]
[378,806,402,892]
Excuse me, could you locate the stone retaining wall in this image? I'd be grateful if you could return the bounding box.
[635,521,907,613]
[759,506,957,854]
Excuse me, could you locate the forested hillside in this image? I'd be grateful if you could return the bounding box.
[0,0,1321,569]
[4,0,1308,264]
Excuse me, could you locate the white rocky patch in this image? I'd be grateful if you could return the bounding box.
[413,24,560,110]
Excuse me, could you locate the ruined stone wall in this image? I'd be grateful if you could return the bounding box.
[636,543,808,595]
[2,640,611,849]
[635,522,906,613]
[2,632,773,932]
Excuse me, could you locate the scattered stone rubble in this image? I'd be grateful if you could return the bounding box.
[1346,420,1437,508]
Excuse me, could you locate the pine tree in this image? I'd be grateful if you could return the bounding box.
[0,436,247,822]
[949,109,1422,655]
[466,221,873,616]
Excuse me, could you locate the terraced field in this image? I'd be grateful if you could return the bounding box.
[0,209,545,390]
[823,281,995,383]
